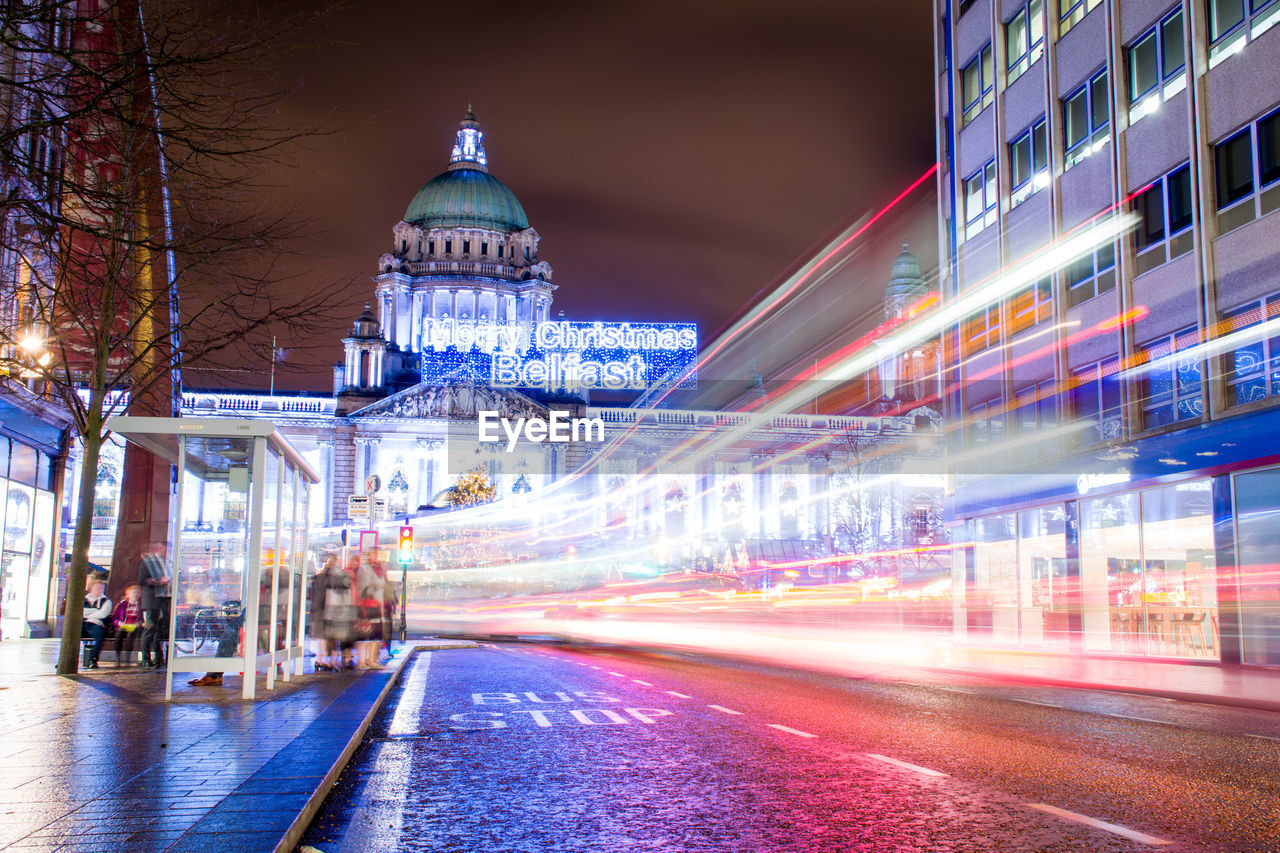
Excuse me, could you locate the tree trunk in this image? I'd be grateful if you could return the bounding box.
[55,421,104,676]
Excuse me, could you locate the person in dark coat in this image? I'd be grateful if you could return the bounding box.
[138,542,171,668]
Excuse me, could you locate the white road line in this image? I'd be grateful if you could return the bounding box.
[1011,698,1062,708]
[387,654,433,736]
[865,753,947,777]
[665,691,692,699]
[342,653,433,850]
[590,666,601,670]
[1027,804,1172,846]
[631,680,653,686]
[942,688,978,695]
[608,671,626,677]
[768,724,816,738]
[1105,714,1171,726]
[707,704,744,715]
[1246,733,1280,742]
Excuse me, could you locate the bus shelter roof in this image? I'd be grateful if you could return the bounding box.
[104,416,320,484]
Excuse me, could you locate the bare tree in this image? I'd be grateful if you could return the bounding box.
[0,1,346,674]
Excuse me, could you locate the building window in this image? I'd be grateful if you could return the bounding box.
[964,160,997,239]
[961,44,994,125]
[1133,164,1193,274]
[1059,0,1102,36]
[1006,0,1045,85]
[1214,107,1280,233]
[444,239,452,254]
[1070,357,1122,444]
[1063,70,1110,169]
[1009,118,1049,207]
[1008,276,1053,335]
[428,240,435,255]
[462,240,470,254]
[1065,242,1116,308]
[497,245,503,258]
[959,0,979,16]
[1014,379,1058,461]
[1138,327,1203,429]
[963,303,1001,356]
[968,398,1006,450]
[1209,0,1280,68]
[1127,10,1187,125]
[1223,293,1280,406]
[481,242,488,256]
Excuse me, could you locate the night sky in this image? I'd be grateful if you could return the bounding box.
[256,1,937,391]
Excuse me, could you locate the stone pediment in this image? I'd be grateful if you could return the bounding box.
[348,379,547,421]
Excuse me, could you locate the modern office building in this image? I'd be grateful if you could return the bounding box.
[934,0,1280,663]
[0,6,79,639]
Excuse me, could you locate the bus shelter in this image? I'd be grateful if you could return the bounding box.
[107,417,320,700]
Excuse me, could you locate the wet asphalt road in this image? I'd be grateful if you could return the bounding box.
[300,643,1280,852]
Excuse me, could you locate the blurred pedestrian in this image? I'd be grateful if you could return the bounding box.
[355,555,388,668]
[81,578,112,669]
[310,554,343,670]
[313,553,357,669]
[111,584,143,667]
[138,541,172,668]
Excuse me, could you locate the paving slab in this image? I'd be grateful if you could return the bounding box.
[0,637,476,852]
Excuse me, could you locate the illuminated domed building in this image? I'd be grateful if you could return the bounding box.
[148,110,942,591]
[340,109,556,404]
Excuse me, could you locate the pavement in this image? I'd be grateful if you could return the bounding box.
[0,636,475,852]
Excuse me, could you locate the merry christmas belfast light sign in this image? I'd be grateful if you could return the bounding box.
[419,319,698,391]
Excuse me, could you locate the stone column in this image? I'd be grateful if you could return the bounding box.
[316,438,335,526]
[810,454,830,543]
[412,292,424,351]
[752,453,772,539]
[416,437,442,507]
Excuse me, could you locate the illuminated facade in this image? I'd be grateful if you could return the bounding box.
[936,0,1280,664]
[158,114,944,584]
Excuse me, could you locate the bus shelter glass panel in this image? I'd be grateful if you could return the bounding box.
[257,445,279,658]
[272,455,294,660]
[291,473,310,659]
[176,436,254,658]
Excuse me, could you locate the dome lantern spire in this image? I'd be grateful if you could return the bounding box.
[449,107,488,172]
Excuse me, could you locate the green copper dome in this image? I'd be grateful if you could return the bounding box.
[886,242,928,297]
[404,167,530,231]
[404,111,529,231]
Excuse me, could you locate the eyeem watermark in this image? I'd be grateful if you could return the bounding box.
[478,410,605,452]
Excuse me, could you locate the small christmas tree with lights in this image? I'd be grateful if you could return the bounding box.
[430,465,502,572]
[452,465,497,507]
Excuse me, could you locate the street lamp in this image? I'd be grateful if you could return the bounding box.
[17,330,51,379]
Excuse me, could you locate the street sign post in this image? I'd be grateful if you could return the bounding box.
[347,494,371,521]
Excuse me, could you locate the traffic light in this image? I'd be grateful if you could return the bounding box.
[398,526,414,564]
